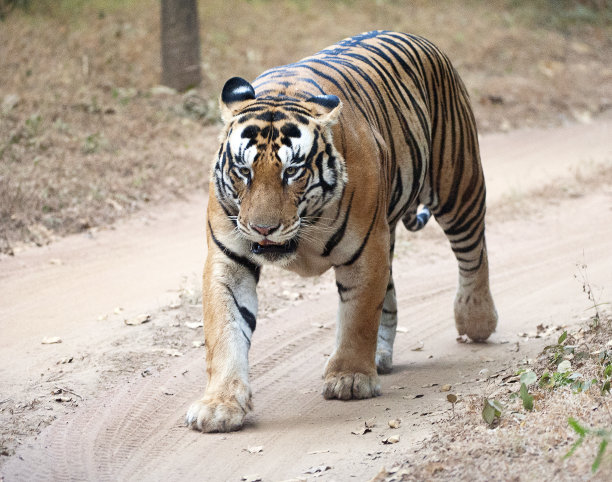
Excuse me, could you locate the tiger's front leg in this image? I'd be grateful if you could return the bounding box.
[186,228,259,432]
[323,229,389,400]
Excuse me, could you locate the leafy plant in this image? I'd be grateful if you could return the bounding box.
[519,383,534,410]
[575,260,608,328]
[543,331,573,366]
[447,393,458,417]
[482,399,503,426]
[539,359,599,393]
[601,363,611,395]
[565,417,611,473]
[517,370,537,410]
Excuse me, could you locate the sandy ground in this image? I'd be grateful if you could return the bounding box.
[0,119,611,480]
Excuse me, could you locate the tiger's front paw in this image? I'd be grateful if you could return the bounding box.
[186,389,252,433]
[323,371,381,400]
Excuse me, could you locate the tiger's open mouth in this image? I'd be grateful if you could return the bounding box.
[250,238,298,255]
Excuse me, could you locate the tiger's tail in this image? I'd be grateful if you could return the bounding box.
[402,205,432,232]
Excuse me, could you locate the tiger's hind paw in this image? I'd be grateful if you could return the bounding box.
[454,291,498,342]
[375,350,393,374]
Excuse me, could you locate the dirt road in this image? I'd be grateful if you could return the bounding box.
[1,120,611,480]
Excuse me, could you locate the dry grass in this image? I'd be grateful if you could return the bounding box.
[374,311,612,481]
[1,0,611,253]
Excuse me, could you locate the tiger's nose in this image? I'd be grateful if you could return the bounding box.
[250,223,280,236]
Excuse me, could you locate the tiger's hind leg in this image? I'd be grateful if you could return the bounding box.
[452,239,497,341]
[428,75,498,341]
[436,198,498,342]
[375,229,398,374]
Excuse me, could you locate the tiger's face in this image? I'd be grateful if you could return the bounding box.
[213,78,346,264]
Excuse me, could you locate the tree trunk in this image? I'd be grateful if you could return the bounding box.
[160,0,202,92]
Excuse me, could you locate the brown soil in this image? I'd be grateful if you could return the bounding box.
[1,0,611,253]
[1,120,611,480]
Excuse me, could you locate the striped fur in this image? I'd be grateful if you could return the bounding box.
[187,31,498,432]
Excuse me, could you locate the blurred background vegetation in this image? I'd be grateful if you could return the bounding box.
[1,0,611,253]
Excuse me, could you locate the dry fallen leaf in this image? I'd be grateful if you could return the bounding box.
[447,394,458,404]
[351,425,372,435]
[388,418,401,429]
[382,435,400,444]
[403,393,424,400]
[241,475,262,482]
[246,445,264,454]
[426,462,445,475]
[440,384,452,392]
[410,340,424,351]
[163,348,183,357]
[124,313,151,326]
[185,321,203,329]
[304,465,331,474]
[42,337,62,344]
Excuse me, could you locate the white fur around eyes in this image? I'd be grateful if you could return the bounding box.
[277,145,293,165]
[278,127,314,165]
[229,124,314,169]
[229,131,257,166]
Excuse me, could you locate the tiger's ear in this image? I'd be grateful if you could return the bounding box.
[305,95,342,125]
[220,77,256,123]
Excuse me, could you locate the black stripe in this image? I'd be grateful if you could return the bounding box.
[322,191,354,257]
[336,281,355,302]
[451,230,485,255]
[208,220,261,282]
[340,198,380,267]
[228,288,257,333]
[336,281,353,294]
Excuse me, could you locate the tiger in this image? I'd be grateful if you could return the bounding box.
[186,30,498,432]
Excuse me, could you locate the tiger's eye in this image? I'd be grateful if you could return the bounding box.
[239,167,250,177]
[285,166,298,176]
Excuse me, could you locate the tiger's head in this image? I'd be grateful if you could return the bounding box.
[212,77,346,264]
